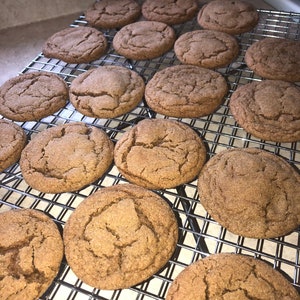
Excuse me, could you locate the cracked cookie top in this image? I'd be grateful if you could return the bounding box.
[114,118,207,189]
[20,122,114,193]
[63,184,178,290]
[69,66,145,118]
[197,148,300,239]
[0,209,63,300]
[166,253,300,299]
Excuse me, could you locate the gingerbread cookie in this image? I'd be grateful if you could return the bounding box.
[20,122,114,193]
[69,66,145,118]
[63,184,178,290]
[0,72,68,121]
[145,65,228,118]
[114,118,207,189]
[197,148,300,239]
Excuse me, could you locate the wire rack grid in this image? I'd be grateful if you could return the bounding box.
[0,7,300,300]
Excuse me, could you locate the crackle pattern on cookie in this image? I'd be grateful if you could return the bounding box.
[113,21,176,60]
[114,119,207,189]
[20,122,114,193]
[166,253,300,300]
[145,65,228,118]
[69,66,145,118]
[63,184,178,290]
[0,209,63,300]
[0,72,68,121]
[174,30,239,69]
[230,80,300,142]
[197,148,300,239]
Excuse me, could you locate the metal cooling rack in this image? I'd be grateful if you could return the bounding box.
[1,7,300,300]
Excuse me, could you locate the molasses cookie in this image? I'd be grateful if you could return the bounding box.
[0,72,68,121]
[145,65,228,118]
[230,80,300,142]
[63,184,178,290]
[244,37,300,82]
[174,30,239,69]
[20,122,114,193]
[85,0,141,29]
[142,0,198,25]
[43,26,107,64]
[69,66,145,118]
[197,148,300,239]
[166,253,299,300]
[0,119,27,172]
[112,21,176,60]
[197,0,259,35]
[0,209,63,300]
[114,119,207,189]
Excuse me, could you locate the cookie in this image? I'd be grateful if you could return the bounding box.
[197,148,300,239]
[0,119,27,172]
[166,253,300,300]
[85,0,141,29]
[197,0,259,35]
[43,26,107,64]
[114,118,207,189]
[69,66,145,118]
[63,184,178,290]
[145,65,228,118]
[230,80,300,142]
[141,0,198,25]
[0,72,68,121]
[20,122,114,193]
[174,30,239,69]
[112,21,176,60]
[244,37,300,82]
[0,209,64,300]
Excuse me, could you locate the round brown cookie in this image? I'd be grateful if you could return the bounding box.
[145,65,228,118]
[20,122,114,193]
[141,0,198,25]
[112,21,176,60]
[0,209,64,300]
[230,80,300,142]
[174,30,239,69]
[197,0,259,35]
[166,253,300,300]
[114,118,207,189]
[197,148,300,239]
[85,0,141,29]
[63,184,178,290]
[69,66,145,119]
[42,26,107,64]
[244,37,300,82]
[0,72,68,121]
[0,119,27,172]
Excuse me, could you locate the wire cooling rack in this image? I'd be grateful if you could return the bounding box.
[0,7,300,300]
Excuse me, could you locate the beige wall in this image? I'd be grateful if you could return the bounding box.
[0,0,94,30]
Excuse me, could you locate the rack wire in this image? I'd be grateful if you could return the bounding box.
[0,7,300,300]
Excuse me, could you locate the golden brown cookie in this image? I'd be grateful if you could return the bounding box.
[112,21,176,60]
[166,253,300,300]
[0,209,64,300]
[69,66,145,118]
[145,65,228,118]
[114,119,207,189]
[0,72,68,121]
[20,122,114,193]
[0,119,27,172]
[244,37,300,82]
[63,184,178,290]
[230,80,300,142]
[43,27,107,64]
[197,148,300,239]
[197,0,259,35]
